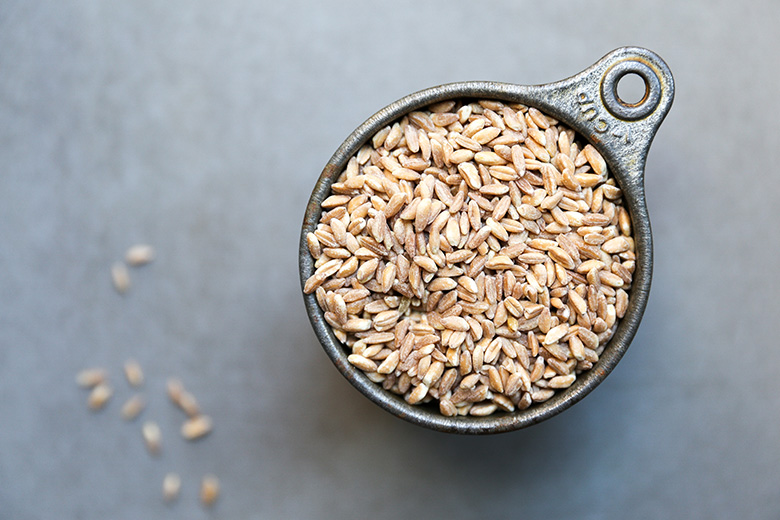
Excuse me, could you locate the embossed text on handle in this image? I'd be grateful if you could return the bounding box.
[576,91,631,145]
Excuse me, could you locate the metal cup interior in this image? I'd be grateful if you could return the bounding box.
[300,47,674,434]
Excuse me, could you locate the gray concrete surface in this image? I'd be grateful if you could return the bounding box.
[1,1,779,519]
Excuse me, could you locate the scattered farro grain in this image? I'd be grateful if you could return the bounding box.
[306,99,635,415]
[181,415,213,441]
[123,359,144,387]
[125,244,155,266]
[166,378,202,417]
[87,382,113,410]
[142,421,162,456]
[120,394,145,421]
[76,368,107,388]
[163,473,181,503]
[200,475,220,507]
[167,378,184,404]
[179,390,201,417]
[111,262,130,294]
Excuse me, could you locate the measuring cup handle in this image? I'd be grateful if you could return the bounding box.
[582,48,674,179]
[524,47,674,185]
[583,47,674,179]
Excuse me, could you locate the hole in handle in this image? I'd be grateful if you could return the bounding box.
[616,72,647,105]
[601,60,661,121]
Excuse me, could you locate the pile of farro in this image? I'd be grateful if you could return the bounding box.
[304,99,634,417]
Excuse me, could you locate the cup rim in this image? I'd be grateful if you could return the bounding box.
[300,48,671,432]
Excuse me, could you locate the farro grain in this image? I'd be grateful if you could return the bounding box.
[142,421,162,456]
[602,236,630,254]
[111,262,130,294]
[123,359,144,387]
[177,391,201,418]
[163,473,181,503]
[181,415,213,441]
[167,378,184,404]
[548,373,576,389]
[407,383,429,404]
[347,354,377,371]
[469,402,498,416]
[76,368,107,388]
[125,244,155,266]
[200,475,220,508]
[121,395,145,421]
[87,382,113,410]
[439,399,457,416]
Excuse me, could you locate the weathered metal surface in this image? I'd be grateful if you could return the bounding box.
[299,47,674,434]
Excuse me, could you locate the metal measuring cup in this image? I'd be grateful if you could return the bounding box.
[300,46,674,434]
